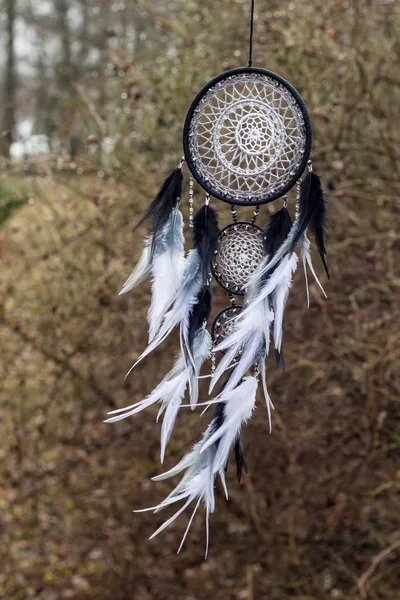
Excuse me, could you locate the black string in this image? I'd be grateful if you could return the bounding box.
[248,0,255,66]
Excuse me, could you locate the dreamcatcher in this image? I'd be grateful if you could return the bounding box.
[107,0,329,555]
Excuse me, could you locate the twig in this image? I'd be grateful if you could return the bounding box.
[74,82,107,137]
[245,473,270,543]
[357,538,400,598]
[329,231,399,251]
[6,322,117,409]
[246,565,254,600]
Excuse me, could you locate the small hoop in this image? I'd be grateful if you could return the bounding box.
[211,305,243,352]
[211,221,266,295]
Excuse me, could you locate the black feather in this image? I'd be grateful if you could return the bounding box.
[188,286,212,333]
[192,204,219,285]
[187,286,212,352]
[308,176,330,279]
[212,374,234,442]
[264,206,293,256]
[133,167,182,234]
[290,171,329,278]
[275,348,285,372]
[211,375,248,481]
[212,400,225,434]
[234,437,247,483]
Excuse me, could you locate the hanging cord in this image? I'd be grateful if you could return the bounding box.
[248,0,255,66]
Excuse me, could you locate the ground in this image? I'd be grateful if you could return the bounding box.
[0,165,399,599]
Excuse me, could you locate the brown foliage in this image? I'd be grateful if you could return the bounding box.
[0,0,399,599]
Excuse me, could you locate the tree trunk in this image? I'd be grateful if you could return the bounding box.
[78,0,89,72]
[55,0,73,90]
[1,0,17,158]
[55,0,77,156]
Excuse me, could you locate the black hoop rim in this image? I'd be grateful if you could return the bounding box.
[211,305,243,351]
[183,66,312,206]
[211,220,265,295]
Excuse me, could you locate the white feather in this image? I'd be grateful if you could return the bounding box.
[259,358,274,432]
[104,377,179,423]
[126,250,203,375]
[210,254,299,393]
[148,209,186,341]
[208,342,241,394]
[210,301,273,393]
[140,376,259,549]
[300,232,327,299]
[157,444,217,548]
[119,236,152,295]
[221,332,264,393]
[151,442,202,481]
[149,497,194,539]
[107,326,210,460]
[201,377,257,473]
[249,253,298,309]
[177,498,201,554]
[138,418,224,549]
[145,463,216,543]
[106,371,186,463]
[250,222,326,304]
[272,253,298,352]
[159,378,188,463]
[248,215,299,283]
[219,470,229,501]
[189,329,212,407]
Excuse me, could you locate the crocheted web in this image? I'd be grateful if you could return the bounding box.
[188,73,307,202]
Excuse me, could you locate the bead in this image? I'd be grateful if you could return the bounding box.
[189,177,194,228]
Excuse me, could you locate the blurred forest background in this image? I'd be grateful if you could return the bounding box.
[0,0,399,599]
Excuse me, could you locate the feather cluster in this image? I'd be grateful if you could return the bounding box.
[106,327,212,462]
[136,376,258,555]
[130,204,219,370]
[119,168,186,342]
[110,196,220,469]
[290,171,329,279]
[109,165,329,554]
